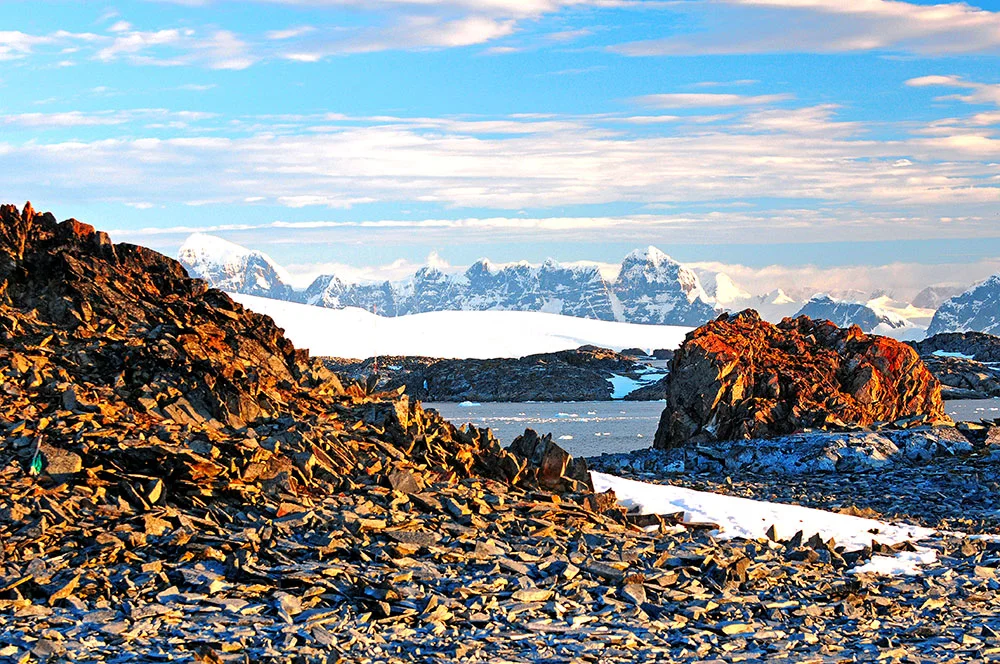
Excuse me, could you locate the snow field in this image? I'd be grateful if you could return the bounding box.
[230,293,692,359]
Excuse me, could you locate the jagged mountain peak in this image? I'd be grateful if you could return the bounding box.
[793,292,921,339]
[174,238,723,326]
[624,245,674,266]
[705,272,752,305]
[927,272,1000,336]
[178,232,293,300]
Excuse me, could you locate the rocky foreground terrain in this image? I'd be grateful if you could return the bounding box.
[4,204,1000,662]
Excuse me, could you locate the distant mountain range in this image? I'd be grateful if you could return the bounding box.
[180,236,718,326]
[176,233,1000,339]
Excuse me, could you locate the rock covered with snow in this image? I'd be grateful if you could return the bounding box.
[612,246,718,326]
[325,346,668,402]
[911,331,1000,363]
[178,233,294,301]
[927,274,1000,336]
[653,310,949,449]
[794,294,913,336]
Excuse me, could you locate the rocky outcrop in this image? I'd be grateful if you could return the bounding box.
[0,202,589,506]
[654,310,948,449]
[910,331,1000,363]
[921,355,1000,399]
[324,346,670,402]
[906,332,1000,399]
[508,429,592,493]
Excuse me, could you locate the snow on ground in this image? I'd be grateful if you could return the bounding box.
[607,368,669,399]
[608,375,644,399]
[932,350,976,359]
[230,293,692,359]
[591,472,939,575]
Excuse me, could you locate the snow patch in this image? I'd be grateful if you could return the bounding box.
[591,472,937,575]
[932,350,975,359]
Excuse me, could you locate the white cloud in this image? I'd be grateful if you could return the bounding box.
[906,74,1000,106]
[6,89,1000,247]
[96,27,257,70]
[0,108,219,129]
[230,0,622,18]
[0,30,101,61]
[616,0,1000,56]
[740,104,862,136]
[281,15,516,58]
[690,258,1000,303]
[634,93,793,108]
[266,26,317,40]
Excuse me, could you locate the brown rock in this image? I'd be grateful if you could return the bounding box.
[655,310,949,448]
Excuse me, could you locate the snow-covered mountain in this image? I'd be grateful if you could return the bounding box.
[927,274,1000,336]
[612,247,718,326]
[793,294,922,339]
[699,271,751,307]
[912,286,965,310]
[178,233,294,300]
[176,235,719,326]
[747,288,801,322]
[175,233,935,337]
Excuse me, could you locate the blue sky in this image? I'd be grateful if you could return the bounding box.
[2,0,1000,295]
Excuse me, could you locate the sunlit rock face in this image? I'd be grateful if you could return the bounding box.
[654,310,948,449]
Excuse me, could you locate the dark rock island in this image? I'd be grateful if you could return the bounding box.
[324,346,670,402]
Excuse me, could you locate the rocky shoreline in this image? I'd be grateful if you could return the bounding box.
[323,347,671,402]
[322,330,1000,405]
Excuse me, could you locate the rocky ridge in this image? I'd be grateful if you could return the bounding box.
[793,294,912,335]
[911,331,1000,363]
[179,235,718,326]
[654,310,947,449]
[323,346,669,402]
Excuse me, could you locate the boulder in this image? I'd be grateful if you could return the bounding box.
[654,310,949,449]
[508,429,593,493]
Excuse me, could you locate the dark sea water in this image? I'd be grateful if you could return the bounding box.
[426,398,1000,459]
[425,400,663,459]
[946,397,1000,422]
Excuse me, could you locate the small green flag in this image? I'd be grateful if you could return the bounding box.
[29,452,42,475]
